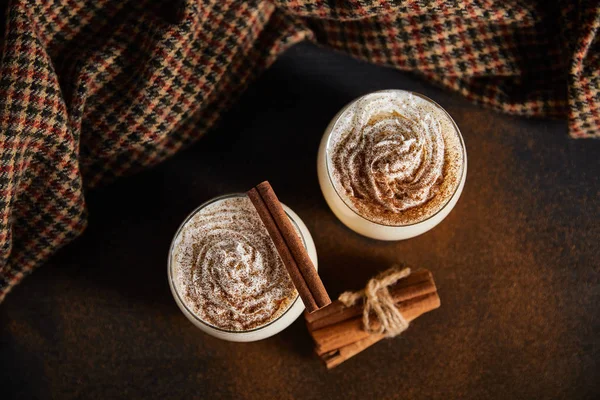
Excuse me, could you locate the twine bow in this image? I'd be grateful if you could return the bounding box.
[338,266,411,337]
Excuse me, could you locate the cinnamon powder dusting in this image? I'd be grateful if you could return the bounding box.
[328,91,464,226]
[172,196,297,331]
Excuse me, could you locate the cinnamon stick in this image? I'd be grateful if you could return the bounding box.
[305,269,435,331]
[313,292,441,355]
[321,334,383,369]
[247,181,330,312]
[319,293,440,368]
[316,290,440,369]
[319,301,440,369]
[247,188,318,311]
[256,182,331,308]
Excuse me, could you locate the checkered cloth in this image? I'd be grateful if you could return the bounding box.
[1,0,598,301]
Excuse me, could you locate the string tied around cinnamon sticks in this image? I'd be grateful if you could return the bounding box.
[338,266,411,338]
[305,267,440,368]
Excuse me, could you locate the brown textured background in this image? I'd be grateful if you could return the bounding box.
[1,43,599,399]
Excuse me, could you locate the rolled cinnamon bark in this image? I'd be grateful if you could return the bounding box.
[247,182,330,312]
[321,334,384,369]
[312,292,441,355]
[306,269,435,331]
[256,182,331,308]
[247,187,318,312]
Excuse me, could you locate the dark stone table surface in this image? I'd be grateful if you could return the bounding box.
[1,42,599,399]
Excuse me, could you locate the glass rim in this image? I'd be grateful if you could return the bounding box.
[324,89,467,228]
[168,193,302,334]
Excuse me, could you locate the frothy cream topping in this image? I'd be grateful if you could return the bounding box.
[172,196,297,331]
[328,91,462,225]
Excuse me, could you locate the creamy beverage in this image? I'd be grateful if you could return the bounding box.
[171,195,297,331]
[169,194,318,341]
[317,90,466,240]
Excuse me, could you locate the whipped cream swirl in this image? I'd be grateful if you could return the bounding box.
[329,92,448,223]
[172,196,297,331]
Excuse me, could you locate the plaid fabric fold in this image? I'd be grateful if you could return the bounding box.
[0,0,598,301]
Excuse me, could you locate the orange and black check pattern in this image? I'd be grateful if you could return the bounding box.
[0,0,598,301]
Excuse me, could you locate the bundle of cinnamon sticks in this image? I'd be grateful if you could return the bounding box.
[305,269,440,368]
[247,181,331,313]
[247,181,440,369]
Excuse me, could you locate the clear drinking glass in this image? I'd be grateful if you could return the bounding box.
[317,90,467,241]
[168,193,318,342]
